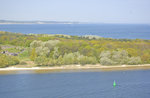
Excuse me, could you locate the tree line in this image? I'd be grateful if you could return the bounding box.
[0,31,150,67]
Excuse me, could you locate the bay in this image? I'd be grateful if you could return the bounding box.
[0,70,150,98]
[0,24,150,39]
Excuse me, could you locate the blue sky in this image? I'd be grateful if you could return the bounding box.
[0,0,150,24]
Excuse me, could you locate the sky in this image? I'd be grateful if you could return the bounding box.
[0,0,150,24]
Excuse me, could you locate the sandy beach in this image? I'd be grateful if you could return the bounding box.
[0,64,150,72]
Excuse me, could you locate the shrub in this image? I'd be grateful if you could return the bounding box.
[81,35,102,40]
[48,59,58,66]
[19,61,27,65]
[63,53,75,65]
[78,55,97,65]
[62,52,98,65]
[128,57,141,65]
[87,57,97,64]
[78,55,87,65]
[0,54,19,68]
[100,57,114,65]
[34,56,49,66]
[99,50,141,65]
[19,49,30,58]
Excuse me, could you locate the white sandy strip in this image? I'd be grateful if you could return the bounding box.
[0,64,150,71]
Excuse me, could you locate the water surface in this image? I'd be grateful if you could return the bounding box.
[0,24,150,39]
[0,70,150,98]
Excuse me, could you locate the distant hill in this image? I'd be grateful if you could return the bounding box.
[0,20,81,24]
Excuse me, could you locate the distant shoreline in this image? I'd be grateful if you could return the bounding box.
[0,20,82,24]
[0,23,78,24]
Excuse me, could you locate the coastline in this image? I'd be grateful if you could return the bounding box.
[1,64,150,72]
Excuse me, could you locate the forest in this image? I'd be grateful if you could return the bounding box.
[0,31,150,68]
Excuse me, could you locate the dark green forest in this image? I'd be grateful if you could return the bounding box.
[0,31,150,68]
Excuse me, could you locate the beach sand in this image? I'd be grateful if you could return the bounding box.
[0,64,150,72]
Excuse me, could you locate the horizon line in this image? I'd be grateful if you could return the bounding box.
[0,19,150,25]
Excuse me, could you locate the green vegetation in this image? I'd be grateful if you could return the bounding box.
[99,50,141,65]
[0,54,19,68]
[0,31,150,67]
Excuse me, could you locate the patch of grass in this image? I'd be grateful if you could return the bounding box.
[18,49,30,60]
[19,61,27,65]
[6,48,20,53]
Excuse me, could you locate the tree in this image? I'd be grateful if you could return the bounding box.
[128,57,141,65]
[99,50,141,65]
[100,57,114,65]
[36,46,50,56]
[111,50,128,64]
[34,56,49,66]
[0,54,19,68]
[78,55,97,65]
[43,40,60,50]
[30,40,42,48]
[30,48,37,61]
[63,53,75,65]
[127,48,138,57]
[141,53,150,63]
[53,47,59,59]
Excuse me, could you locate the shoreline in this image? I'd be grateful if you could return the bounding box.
[1,64,150,72]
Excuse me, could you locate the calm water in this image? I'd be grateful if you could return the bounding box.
[0,24,150,39]
[0,70,150,98]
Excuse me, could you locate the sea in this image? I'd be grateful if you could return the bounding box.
[0,24,150,98]
[0,24,150,39]
[0,70,150,98]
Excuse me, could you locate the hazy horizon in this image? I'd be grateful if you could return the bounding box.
[0,0,150,24]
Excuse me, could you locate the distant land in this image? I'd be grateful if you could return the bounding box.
[0,20,82,24]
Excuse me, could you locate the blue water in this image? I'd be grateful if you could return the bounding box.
[0,70,150,98]
[0,24,150,39]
